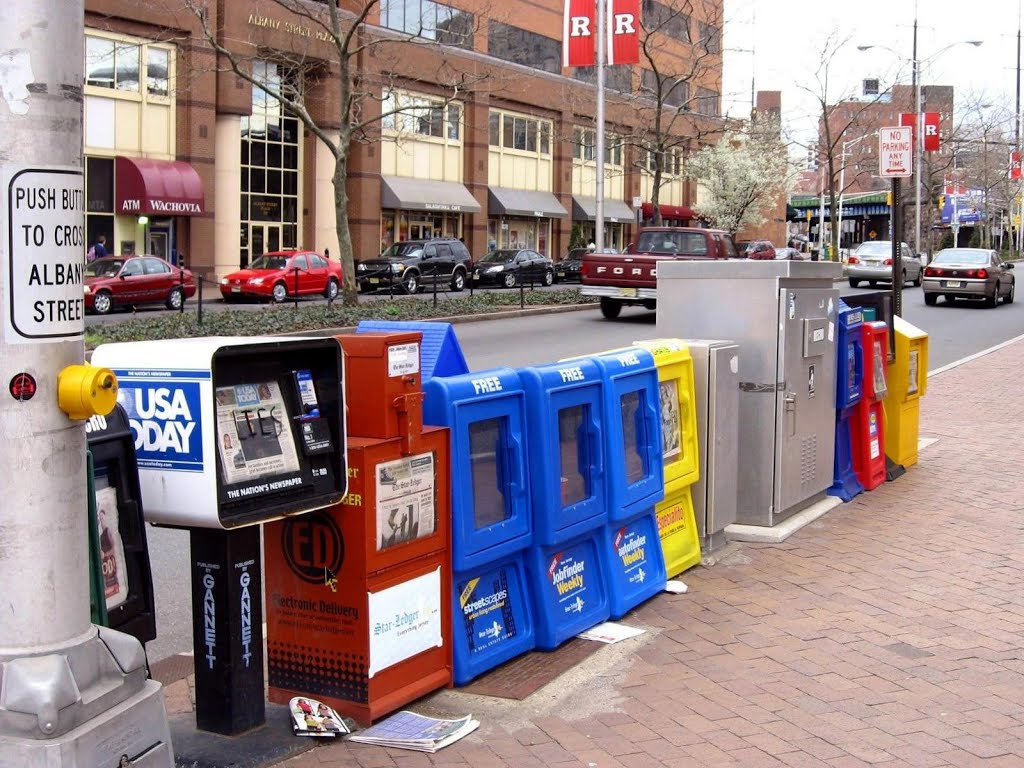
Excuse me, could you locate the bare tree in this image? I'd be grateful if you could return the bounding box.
[178,0,489,305]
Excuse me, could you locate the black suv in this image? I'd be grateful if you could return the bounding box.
[357,238,472,294]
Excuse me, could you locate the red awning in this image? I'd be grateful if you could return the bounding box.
[115,156,205,216]
[641,202,695,221]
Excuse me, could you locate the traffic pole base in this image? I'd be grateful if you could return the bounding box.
[885,455,906,482]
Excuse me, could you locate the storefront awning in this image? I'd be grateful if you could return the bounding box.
[488,187,568,219]
[115,156,205,215]
[640,202,695,221]
[380,176,481,213]
[572,196,637,223]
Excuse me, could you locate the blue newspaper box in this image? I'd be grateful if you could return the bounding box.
[520,359,607,545]
[587,348,664,521]
[602,510,668,619]
[452,555,535,685]
[828,300,865,502]
[528,531,610,649]
[423,368,532,569]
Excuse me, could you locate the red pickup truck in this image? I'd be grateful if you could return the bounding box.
[580,226,739,318]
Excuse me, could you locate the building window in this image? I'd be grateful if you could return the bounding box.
[695,87,719,116]
[641,70,689,109]
[146,47,169,96]
[240,61,301,267]
[381,91,462,142]
[574,127,622,165]
[646,147,682,176]
[380,0,473,48]
[642,0,689,43]
[698,22,721,54]
[572,65,633,93]
[85,33,174,100]
[490,109,552,156]
[488,22,561,74]
[85,156,115,251]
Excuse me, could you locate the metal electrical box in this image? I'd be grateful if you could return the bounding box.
[657,261,841,527]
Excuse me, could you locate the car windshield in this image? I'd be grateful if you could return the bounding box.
[933,249,990,265]
[380,243,423,260]
[855,242,893,256]
[636,231,708,254]
[249,254,289,270]
[85,259,126,277]
[480,250,516,263]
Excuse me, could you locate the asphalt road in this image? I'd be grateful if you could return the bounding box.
[140,280,1024,664]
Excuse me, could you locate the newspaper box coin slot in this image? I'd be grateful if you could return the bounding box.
[91,336,348,736]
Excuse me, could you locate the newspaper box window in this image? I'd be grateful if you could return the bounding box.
[91,336,348,737]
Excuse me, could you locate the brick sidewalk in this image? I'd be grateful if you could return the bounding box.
[175,337,1024,768]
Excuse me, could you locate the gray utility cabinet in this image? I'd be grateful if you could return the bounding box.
[679,340,740,553]
[657,261,841,527]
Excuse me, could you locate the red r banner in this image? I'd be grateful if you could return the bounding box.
[607,0,640,65]
[563,0,596,68]
[1011,151,1022,180]
[900,112,941,152]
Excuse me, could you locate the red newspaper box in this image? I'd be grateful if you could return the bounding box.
[265,426,452,725]
[852,322,888,490]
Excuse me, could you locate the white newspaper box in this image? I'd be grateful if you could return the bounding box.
[91,336,347,529]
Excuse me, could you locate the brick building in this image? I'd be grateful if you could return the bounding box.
[83,0,725,278]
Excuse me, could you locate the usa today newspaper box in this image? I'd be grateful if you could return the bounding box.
[91,336,348,736]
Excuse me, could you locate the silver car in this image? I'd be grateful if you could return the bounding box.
[922,248,1015,307]
[847,241,922,288]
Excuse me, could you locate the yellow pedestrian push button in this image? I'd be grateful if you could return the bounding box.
[57,364,118,420]
[882,316,928,469]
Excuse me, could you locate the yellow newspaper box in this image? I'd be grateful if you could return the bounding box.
[632,339,702,577]
[631,339,700,495]
[883,316,929,468]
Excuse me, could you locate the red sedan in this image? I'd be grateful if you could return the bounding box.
[219,250,342,303]
[84,255,196,315]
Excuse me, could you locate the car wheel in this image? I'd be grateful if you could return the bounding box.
[324,278,339,300]
[272,282,288,303]
[924,292,937,306]
[450,269,466,292]
[92,290,113,315]
[1004,281,1015,304]
[166,286,185,310]
[599,297,622,319]
[543,269,554,287]
[987,283,1000,308]
[402,272,420,295]
[900,270,907,288]
[848,278,860,288]
[502,272,517,289]
[913,269,922,287]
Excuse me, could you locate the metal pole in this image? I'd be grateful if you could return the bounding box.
[838,142,847,257]
[892,178,904,317]
[1017,12,1022,256]
[595,0,606,252]
[0,1,172,763]
[912,8,923,260]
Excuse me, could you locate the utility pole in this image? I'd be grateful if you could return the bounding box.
[595,0,606,252]
[0,2,173,764]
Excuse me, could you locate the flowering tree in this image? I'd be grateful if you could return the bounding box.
[686,117,792,234]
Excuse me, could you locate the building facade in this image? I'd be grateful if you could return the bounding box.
[83,0,725,278]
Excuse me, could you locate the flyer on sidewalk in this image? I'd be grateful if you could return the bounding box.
[577,621,646,644]
[288,697,353,738]
[215,381,301,485]
[346,710,480,752]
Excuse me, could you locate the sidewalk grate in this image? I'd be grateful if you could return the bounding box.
[149,653,194,685]
[456,638,603,700]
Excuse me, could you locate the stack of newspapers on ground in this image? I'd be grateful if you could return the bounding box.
[347,710,480,752]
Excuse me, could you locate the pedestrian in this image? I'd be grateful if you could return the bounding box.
[324,248,330,260]
[90,234,108,261]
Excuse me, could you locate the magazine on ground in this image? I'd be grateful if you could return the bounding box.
[346,710,480,752]
[288,697,354,738]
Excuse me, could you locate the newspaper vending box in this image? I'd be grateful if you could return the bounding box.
[91,336,348,736]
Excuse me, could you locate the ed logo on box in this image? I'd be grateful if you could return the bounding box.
[282,512,344,585]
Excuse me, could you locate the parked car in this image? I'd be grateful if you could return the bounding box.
[744,240,776,260]
[472,249,554,288]
[847,241,922,288]
[220,250,342,303]
[556,247,618,283]
[85,255,196,315]
[922,248,1015,307]
[774,246,807,261]
[357,237,472,294]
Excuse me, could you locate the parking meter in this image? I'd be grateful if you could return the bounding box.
[92,336,347,736]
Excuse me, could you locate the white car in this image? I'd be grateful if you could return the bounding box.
[847,241,922,288]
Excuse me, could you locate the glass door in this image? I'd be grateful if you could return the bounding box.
[409,221,434,240]
[251,224,283,259]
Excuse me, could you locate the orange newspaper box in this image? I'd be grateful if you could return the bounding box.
[852,321,888,490]
[338,332,425,443]
[265,427,452,725]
